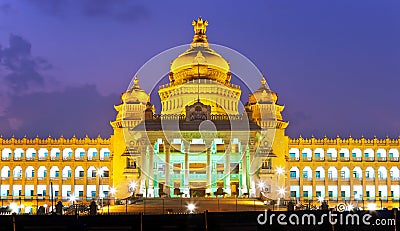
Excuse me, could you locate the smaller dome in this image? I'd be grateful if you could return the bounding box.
[121,76,149,104]
[251,76,278,103]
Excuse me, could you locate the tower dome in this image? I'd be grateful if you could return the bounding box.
[169,18,231,85]
[121,76,150,104]
[250,75,278,104]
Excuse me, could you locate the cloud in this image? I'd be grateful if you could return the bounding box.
[82,0,149,23]
[0,84,119,138]
[21,0,68,16]
[0,34,51,93]
[23,0,149,23]
[0,3,11,14]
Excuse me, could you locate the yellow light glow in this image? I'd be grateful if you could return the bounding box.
[276,167,284,175]
[367,203,376,210]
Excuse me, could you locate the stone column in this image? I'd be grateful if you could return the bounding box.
[374,167,379,200]
[139,142,147,196]
[241,143,248,195]
[349,170,354,201]
[362,167,366,201]
[224,144,231,195]
[248,144,257,198]
[183,143,189,197]
[83,167,87,201]
[164,144,170,196]
[148,144,154,197]
[206,148,211,195]
[299,172,304,201]
[337,166,342,201]
[387,169,392,201]
[324,168,329,200]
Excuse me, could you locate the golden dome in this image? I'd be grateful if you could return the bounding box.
[169,18,231,84]
[250,76,278,104]
[121,76,150,104]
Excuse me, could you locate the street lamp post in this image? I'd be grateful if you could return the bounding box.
[98,168,104,209]
[276,167,284,211]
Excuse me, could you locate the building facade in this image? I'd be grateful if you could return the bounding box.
[0,18,399,212]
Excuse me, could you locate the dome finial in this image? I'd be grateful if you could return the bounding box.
[134,75,139,86]
[192,17,209,44]
[261,75,266,86]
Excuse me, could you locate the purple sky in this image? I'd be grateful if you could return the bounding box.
[0,0,399,139]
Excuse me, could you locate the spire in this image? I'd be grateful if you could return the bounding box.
[192,17,209,45]
[130,75,141,90]
[260,75,266,86]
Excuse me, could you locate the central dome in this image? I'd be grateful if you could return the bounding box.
[169,18,231,85]
[170,46,230,73]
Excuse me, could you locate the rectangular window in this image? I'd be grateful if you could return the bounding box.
[366,191,370,198]
[290,171,297,179]
[353,171,358,178]
[340,153,345,158]
[327,153,332,158]
[55,191,59,196]
[290,191,297,197]
[303,172,308,178]
[340,171,345,179]
[341,191,345,197]
[78,191,83,197]
[43,190,46,196]
[55,171,59,177]
[378,191,382,197]
[67,191,71,197]
[56,152,60,157]
[328,171,332,179]
[364,153,369,158]
[103,171,109,177]
[79,171,84,177]
[289,153,295,158]
[303,191,308,197]
[104,152,110,157]
[261,159,271,169]
[316,191,321,197]
[316,171,321,179]
[377,153,381,158]
[328,191,333,197]
[91,191,96,197]
[391,191,394,198]
[352,153,356,158]
[80,152,85,157]
[315,153,320,158]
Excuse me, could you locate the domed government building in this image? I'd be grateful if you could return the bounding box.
[0,18,399,213]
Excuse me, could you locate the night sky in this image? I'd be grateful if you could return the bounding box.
[0,0,399,139]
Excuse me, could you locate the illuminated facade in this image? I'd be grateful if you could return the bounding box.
[0,18,399,212]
